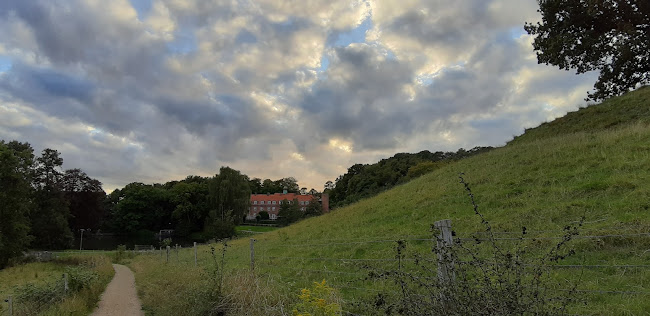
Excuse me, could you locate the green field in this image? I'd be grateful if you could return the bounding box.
[0,255,114,315]
[129,87,650,315]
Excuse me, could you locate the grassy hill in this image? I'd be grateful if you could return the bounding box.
[510,85,650,143]
[130,87,650,315]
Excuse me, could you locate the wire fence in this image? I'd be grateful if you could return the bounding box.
[116,221,650,315]
[1,274,68,316]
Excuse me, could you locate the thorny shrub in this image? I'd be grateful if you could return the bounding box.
[362,173,584,315]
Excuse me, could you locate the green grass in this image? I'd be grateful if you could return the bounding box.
[130,88,650,315]
[236,225,278,233]
[510,85,650,144]
[0,255,114,315]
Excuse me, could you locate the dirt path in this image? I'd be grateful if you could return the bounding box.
[91,264,144,316]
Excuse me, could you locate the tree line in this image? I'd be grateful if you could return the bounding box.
[1,137,486,268]
[0,141,105,267]
[323,147,493,208]
[0,139,320,267]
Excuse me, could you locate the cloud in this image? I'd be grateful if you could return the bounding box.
[0,0,598,192]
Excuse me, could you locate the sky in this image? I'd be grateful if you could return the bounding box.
[0,0,599,193]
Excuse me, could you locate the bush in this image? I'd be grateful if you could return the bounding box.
[113,244,135,264]
[258,211,270,220]
[65,266,99,292]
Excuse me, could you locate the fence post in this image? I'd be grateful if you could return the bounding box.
[434,219,455,284]
[63,273,69,293]
[194,242,197,266]
[5,296,12,316]
[250,238,256,271]
[166,246,170,263]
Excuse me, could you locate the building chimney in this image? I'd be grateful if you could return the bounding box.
[321,193,330,213]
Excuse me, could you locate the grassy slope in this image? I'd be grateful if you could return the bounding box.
[510,85,650,143]
[132,88,650,315]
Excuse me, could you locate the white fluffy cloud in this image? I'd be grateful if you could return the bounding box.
[0,0,597,192]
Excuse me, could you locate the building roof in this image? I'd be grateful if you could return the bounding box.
[250,193,314,202]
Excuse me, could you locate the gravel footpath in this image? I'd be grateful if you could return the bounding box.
[91,264,144,316]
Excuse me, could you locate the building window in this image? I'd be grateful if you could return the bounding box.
[272,207,276,211]
[260,201,264,205]
[253,207,257,211]
[253,201,257,205]
[272,201,276,205]
[305,201,309,205]
[267,201,271,205]
[279,201,283,205]
[267,207,271,211]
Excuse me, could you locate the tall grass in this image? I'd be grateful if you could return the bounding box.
[0,255,114,316]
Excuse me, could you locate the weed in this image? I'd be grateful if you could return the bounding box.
[361,174,583,315]
[112,244,135,264]
[292,280,342,316]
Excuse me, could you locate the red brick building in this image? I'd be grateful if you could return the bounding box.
[246,192,329,221]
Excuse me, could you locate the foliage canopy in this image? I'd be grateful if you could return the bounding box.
[525,0,650,100]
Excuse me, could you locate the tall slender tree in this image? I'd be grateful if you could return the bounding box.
[31,149,73,249]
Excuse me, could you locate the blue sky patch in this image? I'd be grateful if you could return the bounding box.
[0,55,12,73]
[333,17,372,47]
[167,28,198,54]
[129,0,152,21]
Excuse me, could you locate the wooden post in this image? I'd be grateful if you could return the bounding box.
[434,219,455,284]
[166,246,170,263]
[175,244,179,261]
[194,242,197,266]
[5,295,12,316]
[249,238,256,271]
[63,273,69,293]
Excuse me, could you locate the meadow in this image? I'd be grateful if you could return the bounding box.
[0,254,114,315]
[126,87,650,315]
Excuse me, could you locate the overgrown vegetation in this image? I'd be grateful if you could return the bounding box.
[130,241,291,316]
[360,174,583,315]
[0,255,114,316]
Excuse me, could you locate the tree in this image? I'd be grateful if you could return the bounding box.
[170,181,209,236]
[304,199,322,218]
[62,169,106,232]
[276,177,300,193]
[0,141,34,267]
[107,182,173,234]
[31,149,73,249]
[257,210,270,220]
[278,198,301,226]
[249,177,263,194]
[206,167,251,233]
[525,0,650,100]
